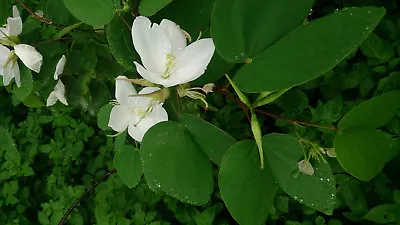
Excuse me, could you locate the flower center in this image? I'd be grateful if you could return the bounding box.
[161,53,177,79]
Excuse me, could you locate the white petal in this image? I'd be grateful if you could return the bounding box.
[54,80,68,105]
[7,17,22,36]
[132,16,170,73]
[46,91,58,106]
[12,6,20,18]
[134,61,164,85]
[127,106,168,142]
[131,86,161,108]
[160,19,186,54]
[14,44,43,73]
[0,44,10,71]
[54,55,66,80]
[2,62,19,86]
[108,106,131,132]
[172,38,215,84]
[115,75,137,105]
[12,62,20,87]
[0,27,8,40]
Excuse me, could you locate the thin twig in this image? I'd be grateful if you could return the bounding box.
[215,86,338,132]
[58,169,117,225]
[215,87,251,123]
[117,12,132,30]
[15,0,63,29]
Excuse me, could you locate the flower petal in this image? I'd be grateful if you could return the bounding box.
[7,17,22,37]
[108,106,131,132]
[115,75,137,105]
[130,86,161,108]
[46,91,58,106]
[12,62,20,87]
[54,80,68,105]
[132,16,170,73]
[172,38,215,84]
[14,44,43,73]
[133,61,164,85]
[12,6,20,18]
[54,55,66,80]
[160,19,186,54]
[0,44,10,73]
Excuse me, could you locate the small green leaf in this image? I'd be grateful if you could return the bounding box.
[219,140,277,225]
[139,0,173,16]
[360,33,395,62]
[114,145,143,188]
[53,22,83,39]
[0,126,20,166]
[63,0,115,27]
[363,204,400,224]
[97,104,113,130]
[338,91,400,130]
[13,65,33,102]
[140,121,213,205]
[263,134,336,215]
[334,129,397,181]
[179,114,236,165]
[234,7,385,92]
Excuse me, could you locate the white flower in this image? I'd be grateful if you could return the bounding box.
[54,55,66,80]
[0,5,22,39]
[132,16,215,88]
[108,76,168,142]
[0,44,43,86]
[46,80,68,106]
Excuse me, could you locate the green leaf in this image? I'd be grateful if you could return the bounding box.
[106,14,138,70]
[63,0,115,27]
[338,91,400,130]
[333,129,397,181]
[263,134,336,215]
[0,126,20,166]
[97,104,113,130]
[44,0,72,25]
[363,204,400,224]
[179,114,236,165]
[234,7,386,92]
[140,121,213,205]
[360,33,395,62]
[22,93,45,108]
[13,65,33,102]
[211,0,314,62]
[219,140,277,225]
[0,0,11,25]
[114,145,143,188]
[139,0,173,16]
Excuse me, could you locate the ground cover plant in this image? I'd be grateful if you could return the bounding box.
[1,0,400,224]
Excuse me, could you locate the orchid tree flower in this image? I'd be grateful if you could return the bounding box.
[132,16,215,88]
[46,80,68,106]
[0,6,43,87]
[0,6,22,40]
[54,55,66,80]
[108,76,168,142]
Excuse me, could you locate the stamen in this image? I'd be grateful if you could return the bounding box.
[162,54,177,79]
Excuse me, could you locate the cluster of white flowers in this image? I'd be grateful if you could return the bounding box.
[0,6,68,106]
[108,16,215,142]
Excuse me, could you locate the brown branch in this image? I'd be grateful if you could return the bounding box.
[58,169,117,225]
[15,0,63,29]
[215,86,338,132]
[116,13,132,31]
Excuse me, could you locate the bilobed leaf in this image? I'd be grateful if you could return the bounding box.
[263,134,336,215]
[114,145,142,188]
[140,121,213,205]
[219,140,277,225]
[106,14,138,70]
[139,0,173,16]
[333,128,397,181]
[97,104,113,130]
[13,65,33,102]
[179,114,236,165]
[211,0,314,62]
[338,91,400,130]
[234,7,386,92]
[63,0,115,27]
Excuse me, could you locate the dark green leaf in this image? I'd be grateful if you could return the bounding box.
[363,204,400,224]
[234,7,385,92]
[179,114,236,165]
[211,0,314,62]
[360,33,395,62]
[0,0,11,25]
[63,0,115,27]
[97,104,113,130]
[114,145,143,188]
[338,91,400,130]
[263,134,336,215]
[140,121,213,205]
[334,129,397,181]
[139,0,173,16]
[219,140,277,225]
[13,65,33,102]
[44,0,73,25]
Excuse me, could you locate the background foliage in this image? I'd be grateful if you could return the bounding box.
[1,0,400,224]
